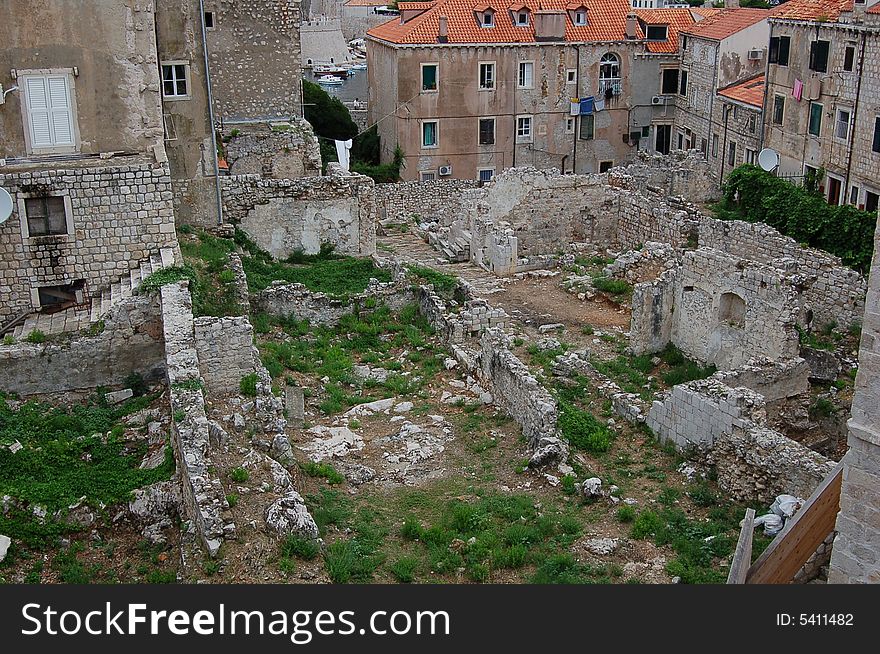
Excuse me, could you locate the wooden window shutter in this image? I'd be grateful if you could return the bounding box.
[25,74,74,149]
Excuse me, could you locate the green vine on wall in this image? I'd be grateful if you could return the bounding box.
[715,165,876,273]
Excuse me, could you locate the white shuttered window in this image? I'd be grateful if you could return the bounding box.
[23,74,75,152]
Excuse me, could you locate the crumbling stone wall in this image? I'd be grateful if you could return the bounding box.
[608,150,720,201]
[0,294,165,396]
[648,378,835,503]
[221,170,377,257]
[630,248,801,370]
[160,281,231,557]
[194,317,260,397]
[253,277,415,327]
[375,179,479,224]
[478,328,557,447]
[0,159,177,325]
[221,120,322,179]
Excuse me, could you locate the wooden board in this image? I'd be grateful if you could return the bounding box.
[727,508,755,584]
[746,462,843,584]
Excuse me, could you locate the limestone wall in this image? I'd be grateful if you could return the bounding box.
[220,171,377,258]
[478,328,557,448]
[0,294,165,396]
[375,179,479,224]
[0,159,177,325]
[631,248,802,370]
[648,378,835,503]
[160,281,231,557]
[194,317,260,397]
[221,120,322,179]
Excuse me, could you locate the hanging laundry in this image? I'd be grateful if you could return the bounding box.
[594,96,605,112]
[579,96,594,115]
[570,99,580,116]
[334,139,352,172]
[792,78,803,102]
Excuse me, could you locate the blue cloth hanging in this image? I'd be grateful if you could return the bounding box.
[579,97,594,115]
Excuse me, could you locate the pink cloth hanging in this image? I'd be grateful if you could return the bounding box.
[793,79,803,101]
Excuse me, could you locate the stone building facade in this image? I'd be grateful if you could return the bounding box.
[764,0,880,210]
[0,1,175,328]
[366,1,711,180]
[671,8,768,181]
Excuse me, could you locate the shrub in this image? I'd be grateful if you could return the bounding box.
[400,516,423,540]
[239,373,258,397]
[25,330,46,344]
[230,467,250,483]
[592,277,632,296]
[616,505,636,523]
[300,461,345,485]
[389,556,419,583]
[281,535,320,561]
[123,372,148,397]
[558,401,613,453]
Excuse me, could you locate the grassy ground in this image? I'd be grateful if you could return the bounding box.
[0,392,177,583]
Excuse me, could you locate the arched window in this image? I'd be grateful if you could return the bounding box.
[719,292,747,327]
[599,53,620,80]
[307,59,313,65]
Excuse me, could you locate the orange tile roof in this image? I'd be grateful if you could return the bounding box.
[870,4,880,14]
[636,8,705,53]
[718,74,765,109]
[769,0,853,22]
[681,8,769,40]
[368,0,697,51]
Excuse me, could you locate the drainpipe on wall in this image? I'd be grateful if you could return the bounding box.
[572,45,580,174]
[843,30,866,203]
[719,103,731,180]
[199,0,224,226]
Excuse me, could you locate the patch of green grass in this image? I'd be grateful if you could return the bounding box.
[306,488,353,534]
[558,401,613,453]
[389,556,419,583]
[281,535,321,561]
[616,505,636,523]
[139,266,197,295]
[530,553,611,584]
[687,482,718,507]
[592,277,632,296]
[406,264,458,295]
[25,330,47,344]
[658,487,681,506]
[809,397,836,419]
[239,373,259,397]
[225,493,239,508]
[0,396,175,549]
[300,461,345,485]
[230,467,250,483]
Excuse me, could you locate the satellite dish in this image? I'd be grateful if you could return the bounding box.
[0,188,13,225]
[757,148,780,172]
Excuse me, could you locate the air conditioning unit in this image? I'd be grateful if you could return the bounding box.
[651,95,666,105]
[438,165,452,176]
[748,48,764,60]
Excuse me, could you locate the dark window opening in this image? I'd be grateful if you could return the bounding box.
[844,45,855,72]
[579,114,594,140]
[646,25,667,41]
[204,11,215,29]
[809,40,830,73]
[866,191,879,213]
[679,70,688,97]
[769,36,790,66]
[25,196,67,237]
[872,116,880,153]
[719,292,746,327]
[599,161,613,173]
[38,281,84,312]
[478,118,495,145]
[661,69,679,95]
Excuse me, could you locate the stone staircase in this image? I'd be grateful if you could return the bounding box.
[6,247,177,340]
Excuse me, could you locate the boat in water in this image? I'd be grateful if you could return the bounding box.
[312,64,348,78]
[350,62,367,71]
[316,74,344,86]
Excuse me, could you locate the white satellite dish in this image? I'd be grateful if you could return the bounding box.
[757,148,780,172]
[0,187,13,225]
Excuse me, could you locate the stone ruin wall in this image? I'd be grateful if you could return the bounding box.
[374,178,479,224]
[647,379,836,503]
[0,293,166,397]
[0,159,177,326]
[220,169,377,258]
[631,248,802,370]
[221,120,322,179]
[194,316,261,397]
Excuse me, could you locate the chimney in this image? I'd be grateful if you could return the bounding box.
[724,0,740,7]
[534,10,566,41]
[625,13,638,40]
[438,15,448,43]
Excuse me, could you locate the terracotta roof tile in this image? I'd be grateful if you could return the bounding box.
[769,0,853,22]
[367,0,698,50]
[681,8,769,40]
[717,74,765,109]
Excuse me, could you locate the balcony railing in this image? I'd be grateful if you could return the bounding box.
[598,78,622,97]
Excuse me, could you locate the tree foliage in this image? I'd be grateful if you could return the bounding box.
[303,80,358,141]
[716,164,876,273]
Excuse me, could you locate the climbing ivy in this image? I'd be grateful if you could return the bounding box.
[715,165,876,273]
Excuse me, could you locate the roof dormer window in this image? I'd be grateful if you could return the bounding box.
[482,11,495,27]
[646,24,668,41]
[574,10,587,25]
[516,10,529,26]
